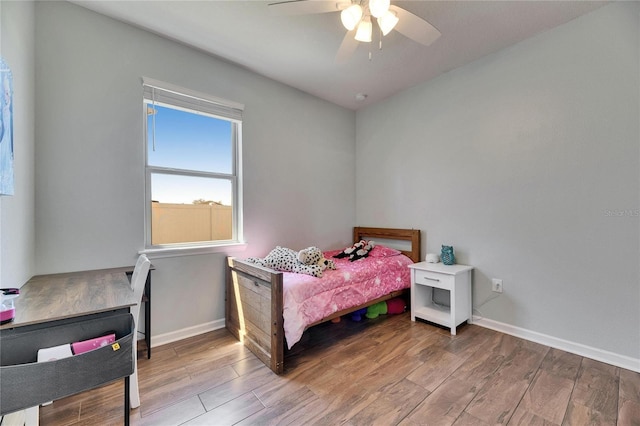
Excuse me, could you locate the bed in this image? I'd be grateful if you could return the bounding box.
[225,227,421,374]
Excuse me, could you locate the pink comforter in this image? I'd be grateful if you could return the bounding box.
[282,249,413,349]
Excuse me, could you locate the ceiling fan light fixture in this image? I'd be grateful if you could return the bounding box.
[354,17,372,42]
[368,0,390,18]
[340,4,363,31]
[378,10,399,35]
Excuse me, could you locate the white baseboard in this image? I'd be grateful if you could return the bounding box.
[144,317,640,373]
[149,319,226,348]
[472,316,640,373]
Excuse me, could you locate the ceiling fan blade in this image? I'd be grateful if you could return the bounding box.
[389,5,441,46]
[335,30,359,64]
[269,0,350,16]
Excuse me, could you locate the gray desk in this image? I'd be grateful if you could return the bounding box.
[4,265,153,358]
[0,268,140,425]
[2,269,138,328]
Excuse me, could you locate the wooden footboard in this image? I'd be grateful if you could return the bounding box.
[225,258,285,374]
[225,227,421,375]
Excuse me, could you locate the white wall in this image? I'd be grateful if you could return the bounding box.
[356,2,639,362]
[34,1,355,337]
[20,0,640,366]
[0,1,36,289]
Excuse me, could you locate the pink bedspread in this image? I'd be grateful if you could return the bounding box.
[282,249,413,349]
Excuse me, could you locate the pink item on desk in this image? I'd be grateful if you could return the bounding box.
[0,288,19,325]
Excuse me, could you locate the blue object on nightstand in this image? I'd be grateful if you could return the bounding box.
[441,245,455,265]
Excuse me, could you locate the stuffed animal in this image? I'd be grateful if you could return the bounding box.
[365,301,388,319]
[350,240,375,261]
[350,307,368,321]
[317,256,336,271]
[333,241,361,259]
[297,246,323,266]
[298,247,336,272]
[352,298,406,322]
[386,297,407,314]
[246,246,324,277]
[333,240,376,262]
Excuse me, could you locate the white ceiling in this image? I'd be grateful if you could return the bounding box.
[71,0,608,110]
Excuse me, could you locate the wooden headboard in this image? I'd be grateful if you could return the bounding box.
[353,227,421,263]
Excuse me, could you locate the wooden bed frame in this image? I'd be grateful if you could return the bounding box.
[225,227,421,374]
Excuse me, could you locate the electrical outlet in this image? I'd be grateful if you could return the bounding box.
[492,278,503,293]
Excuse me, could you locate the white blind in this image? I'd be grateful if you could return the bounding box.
[142,77,243,122]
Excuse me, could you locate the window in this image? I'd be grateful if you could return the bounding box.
[142,78,243,253]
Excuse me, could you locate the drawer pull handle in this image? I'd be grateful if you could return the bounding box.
[422,277,440,282]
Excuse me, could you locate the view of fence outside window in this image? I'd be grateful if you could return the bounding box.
[143,81,242,248]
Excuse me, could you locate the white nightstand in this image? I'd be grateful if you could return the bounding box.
[409,262,474,335]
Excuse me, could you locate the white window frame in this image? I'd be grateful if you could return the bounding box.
[140,77,245,258]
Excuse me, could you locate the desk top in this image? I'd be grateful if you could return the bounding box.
[1,267,138,330]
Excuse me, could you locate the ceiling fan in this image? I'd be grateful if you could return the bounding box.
[268,0,441,63]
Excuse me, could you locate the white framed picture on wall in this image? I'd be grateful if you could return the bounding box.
[0,57,14,196]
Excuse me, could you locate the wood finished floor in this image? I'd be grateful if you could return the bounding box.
[39,313,640,425]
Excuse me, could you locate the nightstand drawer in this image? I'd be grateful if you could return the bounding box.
[414,269,453,290]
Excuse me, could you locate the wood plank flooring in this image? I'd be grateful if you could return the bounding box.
[38,313,640,425]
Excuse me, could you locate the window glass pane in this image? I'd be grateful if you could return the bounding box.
[151,174,232,205]
[147,103,232,174]
[150,174,233,245]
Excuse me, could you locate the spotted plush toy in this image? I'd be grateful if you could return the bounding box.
[297,246,323,265]
[317,256,336,271]
[301,247,335,272]
[247,246,326,277]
